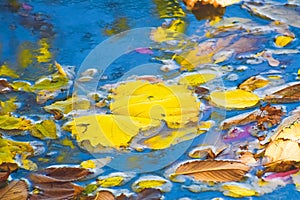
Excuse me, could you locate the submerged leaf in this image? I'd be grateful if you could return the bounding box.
[174,160,250,182]
[0,180,28,200]
[0,97,17,115]
[210,89,260,109]
[0,115,31,130]
[0,64,19,78]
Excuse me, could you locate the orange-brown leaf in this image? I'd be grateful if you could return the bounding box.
[264,82,300,103]
[94,191,115,200]
[41,167,92,182]
[175,160,250,182]
[0,180,28,200]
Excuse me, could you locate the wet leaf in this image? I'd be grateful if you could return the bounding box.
[44,96,91,116]
[111,81,200,129]
[80,157,112,169]
[0,171,10,183]
[256,104,284,130]
[94,191,115,200]
[238,76,270,92]
[0,97,17,115]
[36,38,52,63]
[29,182,83,200]
[97,172,133,187]
[36,90,57,104]
[132,176,172,192]
[0,180,28,200]
[37,167,92,182]
[222,184,258,197]
[209,89,260,109]
[174,160,250,182]
[32,72,69,92]
[184,0,240,8]
[179,73,216,86]
[264,82,300,103]
[30,120,57,139]
[275,35,294,47]
[0,64,19,78]
[0,115,31,130]
[153,0,186,18]
[0,79,13,94]
[136,188,163,200]
[189,145,226,159]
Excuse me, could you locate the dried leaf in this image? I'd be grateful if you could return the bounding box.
[209,89,260,109]
[256,104,284,130]
[264,82,300,103]
[220,110,259,130]
[94,191,115,200]
[265,140,300,163]
[0,171,10,183]
[0,180,28,200]
[174,160,250,182]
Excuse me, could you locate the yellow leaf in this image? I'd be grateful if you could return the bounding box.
[44,96,90,115]
[12,81,33,92]
[0,97,17,115]
[21,159,37,171]
[0,64,19,78]
[30,120,57,139]
[0,115,31,130]
[80,160,96,169]
[111,81,200,129]
[143,121,213,149]
[97,176,124,187]
[210,89,260,109]
[265,140,300,162]
[132,176,171,192]
[32,73,69,91]
[150,27,184,43]
[80,157,112,169]
[275,35,294,47]
[222,184,258,197]
[68,114,161,149]
[179,73,216,86]
[238,76,269,92]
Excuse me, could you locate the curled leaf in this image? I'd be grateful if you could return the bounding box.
[174,160,250,182]
[238,76,269,92]
[264,82,300,103]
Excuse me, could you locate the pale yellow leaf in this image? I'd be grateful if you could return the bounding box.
[222,184,258,197]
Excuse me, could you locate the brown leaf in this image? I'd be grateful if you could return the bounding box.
[0,180,28,200]
[0,79,13,94]
[136,188,163,200]
[0,163,18,172]
[94,191,115,200]
[41,167,92,182]
[30,182,83,200]
[174,160,250,182]
[220,104,284,130]
[264,82,300,103]
[0,171,10,183]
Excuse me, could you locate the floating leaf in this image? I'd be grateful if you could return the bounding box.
[179,73,216,86]
[264,82,300,103]
[37,167,92,182]
[111,81,200,129]
[97,172,134,187]
[210,89,260,109]
[0,97,17,115]
[0,180,28,200]
[183,0,240,8]
[94,191,115,200]
[189,145,226,159]
[44,96,91,116]
[32,72,69,92]
[30,120,57,139]
[238,76,270,92]
[0,64,19,78]
[275,35,294,47]
[0,115,31,130]
[132,175,172,192]
[174,160,250,182]
[222,184,258,197]
[265,140,300,163]
[136,188,163,200]
[0,79,13,94]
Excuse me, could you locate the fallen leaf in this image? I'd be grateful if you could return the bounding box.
[179,73,216,86]
[264,82,300,103]
[0,114,31,130]
[132,176,172,192]
[222,184,258,197]
[174,160,250,182]
[30,120,57,139]
[238,76,270,92]
[189,145,226,159]
[153,0,186,18]
[0,171,10,183]
[209,89,260,109]
[39,167,92,182]
[97,172,134,187]
[275,35,294,47]
[80,157,112,169]
[44,96,91,116]
[136,188,163,200]
[256,104,284,130]
[0,97,18,115]
[0,180,28,200]
[94,191,115,200]
[0,79,13,93]
[184,0,240,8]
